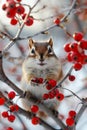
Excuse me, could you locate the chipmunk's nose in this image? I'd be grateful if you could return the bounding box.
[39,53,44,62]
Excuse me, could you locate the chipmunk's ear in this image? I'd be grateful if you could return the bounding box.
[28,38,34,48]
[48,38,53,47]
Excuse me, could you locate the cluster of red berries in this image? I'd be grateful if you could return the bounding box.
[2,104,19,119]
[30,104,40,125]
[64,32,87,71]
[2,110,15,130]
[9,104,19,112]
[2,0,34,26]
[0,91,17,130]
[66,110,76,126]
[31,78,64,101]
[2,111,16,122]
[46,79,57,90]
[43,89,64,101]
[31,77,44,84]
[43,79,64,101]
[0,92,16,106]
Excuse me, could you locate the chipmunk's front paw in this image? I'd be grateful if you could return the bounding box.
[30,77,44,86]
[31,81,38,86]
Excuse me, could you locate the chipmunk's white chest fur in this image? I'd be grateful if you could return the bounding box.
[21,57,62,99]
[22,56,61,79]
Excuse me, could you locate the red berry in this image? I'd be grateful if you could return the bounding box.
[56,93,64,101]
[31,105,39,113]
[54,89,59,96]
[42,93,49,100]
[50,89,59,97]
[38,78,43,84]
[54,18,60,25]
[14,104,19,111]
[46,85,52,90]
[25,17,34,26]
[9,104,19,112]
[48,79,57,88]
[73,62,82,70]
[6,8,16,18]
[2,4,7,11]
[10,18,18,25]
[79,39,87,50]
[66,118,75,126]
[73,32,83,41]
[8,91,16,99]
[64,43,71,52]
[2,111,9,118]
[69,43,78,52]
[70,52,80,62]
[48,91,55,99]
[8,1,16,9]
[16,0,21,2]
[8,114,16,122]
[68,75,75,81]
[67,52,73,62]
[7,127,14,130]
[82,55,87,64]
[69,110,76,117]
[0,98,5,105]
[31,117,40,125]
[22,13,27,19]
[16,5,25,15]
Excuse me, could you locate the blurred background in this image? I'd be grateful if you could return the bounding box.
[0,0,87,130]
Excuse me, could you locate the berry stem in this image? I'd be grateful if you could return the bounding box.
[61,87,82,101]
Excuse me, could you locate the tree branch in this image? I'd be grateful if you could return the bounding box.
[1,0,77,56]
[0,91,56,130]
[0,51,66,129]
[19,0,77,40]
[75,101,87,124]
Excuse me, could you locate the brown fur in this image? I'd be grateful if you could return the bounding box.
[21,38,63,118]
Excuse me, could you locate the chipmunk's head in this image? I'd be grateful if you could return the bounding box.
[28,38,56,66]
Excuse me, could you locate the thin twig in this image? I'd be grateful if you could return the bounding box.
[62,0,77,22]
[32,5,46,13]
[49,66,73,93]
[19,0,77,40]
[1,0,77,55]
[31,0,41,10]
[61,87,82,101]
[2,2,31,54]
[0,52,23,95]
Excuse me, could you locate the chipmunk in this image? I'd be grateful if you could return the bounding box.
[21,38,63,117]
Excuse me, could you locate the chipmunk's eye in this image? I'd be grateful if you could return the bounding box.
[31,49,35,54]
